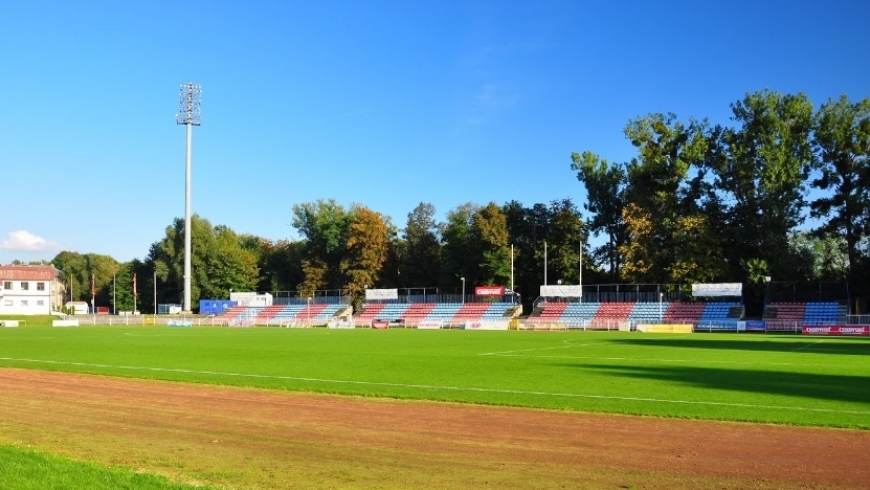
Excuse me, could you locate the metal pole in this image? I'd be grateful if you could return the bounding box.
[176,82,201,314]
[183,121,192,313]
[461,277,465,304]
[544,241,548,286]
[153,270,157,316]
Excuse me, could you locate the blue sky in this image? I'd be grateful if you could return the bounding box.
[1,0,868,265]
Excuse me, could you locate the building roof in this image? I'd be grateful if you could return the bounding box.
[0,265,60,281]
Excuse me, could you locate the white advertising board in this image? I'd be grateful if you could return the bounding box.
[462,320,509,331]
[365,288,399,300]
[539,285,584,298]
[417,320,443,330]
[691,283,742,297]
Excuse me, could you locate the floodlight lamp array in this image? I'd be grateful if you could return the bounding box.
[176,82,202,126]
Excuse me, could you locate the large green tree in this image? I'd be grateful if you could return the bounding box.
[400,202,442,290]
[571,151,627,279]
[716,90,815,281]
[810,94,870,290]
[147,215,259,311]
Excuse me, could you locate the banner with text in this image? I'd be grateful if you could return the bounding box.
[539,285,583,298]
[691,283,742,297]
[802,325,869,336]
[475,286,505,296]
[365,288,399,300]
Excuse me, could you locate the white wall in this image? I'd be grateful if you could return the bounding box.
[0,279,52,315]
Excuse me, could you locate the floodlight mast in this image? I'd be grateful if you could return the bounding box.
[176,82,201,313]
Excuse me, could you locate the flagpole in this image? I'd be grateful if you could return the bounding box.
[91,273,96,320]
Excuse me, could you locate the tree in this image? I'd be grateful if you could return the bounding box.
[440,202,480,291]
[401,202,441,289]
[470,202,511,287]
[147,215,259,312]
[341,204,392,295]
[292,199,352,295]
[543,198,587,285]
[810,95,870,290]
[571,151,627,278]
[717,90,815,281]
[620,113,710,283]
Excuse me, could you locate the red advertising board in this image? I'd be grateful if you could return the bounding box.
[475,286,505,296]
[371,320,389,329]
[802,326,869,336]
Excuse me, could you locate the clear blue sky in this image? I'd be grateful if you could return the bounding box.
[1,0,868,265]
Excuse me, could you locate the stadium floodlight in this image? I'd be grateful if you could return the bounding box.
[460,277,465,304]
[176,82,202,313]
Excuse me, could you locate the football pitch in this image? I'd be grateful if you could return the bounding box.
[1,325,868,429]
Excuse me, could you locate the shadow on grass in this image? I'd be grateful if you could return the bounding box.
[574,363,870,405]
[606,335,870,356]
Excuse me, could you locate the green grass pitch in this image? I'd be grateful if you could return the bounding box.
[1,324,868,428]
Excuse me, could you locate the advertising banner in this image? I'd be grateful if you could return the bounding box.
[691,283,742,297]
[463,320,509,331]
[365,288,399,300]
[417,320,443,330]
[475,286,505,296]
[539,285,583,298]
[802,326,869,336]
[637,323,693,333]
[371,319,390,329]
[743,321,767,332]
[327,319,355,329]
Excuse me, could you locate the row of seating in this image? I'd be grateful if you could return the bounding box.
[535,301,743,323]
[216,304,346,325]
[356,302,516,323]
[764,302,841,325]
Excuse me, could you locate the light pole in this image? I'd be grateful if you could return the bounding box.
[764,276,772,306]
[460,277,465,304]
[659,292,663,321]
[176,82,202,313]
[307,297,312,326]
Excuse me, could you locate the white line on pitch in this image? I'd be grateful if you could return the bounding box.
[791,339,825,352]
[484,353,825,367]
[1,357,868,416]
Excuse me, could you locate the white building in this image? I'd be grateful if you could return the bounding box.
[0,265,64,315]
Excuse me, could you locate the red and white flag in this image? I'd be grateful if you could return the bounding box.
[133,273,138,297]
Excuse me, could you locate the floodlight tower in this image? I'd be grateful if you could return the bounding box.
[176,82,202,313]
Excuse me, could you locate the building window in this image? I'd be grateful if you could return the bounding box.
[3,300,11,306]
[37,300,45,306]
[37,282,45,291]
[21,282,29,291]
[2,281,11,290]
[21,300,28,306]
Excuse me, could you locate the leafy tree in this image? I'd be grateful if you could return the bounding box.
[470,202,511,287]
[571,151,627,278]
[810,95,870,290]
[292,199,352,295]
[620,113,710,283]
[440,202,480,291]
[341,204,392,295]
[401,202,441,289]
[717,90,815,281]
[543,198,587,285]
[147,215,259,312]
[257,239,305,293]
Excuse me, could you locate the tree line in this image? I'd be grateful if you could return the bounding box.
[39,89,869,314]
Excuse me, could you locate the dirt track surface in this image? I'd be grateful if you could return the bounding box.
[1,368,868,490]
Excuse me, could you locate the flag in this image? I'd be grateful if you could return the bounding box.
[91,274,96,298]
[133,273,137,297]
